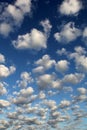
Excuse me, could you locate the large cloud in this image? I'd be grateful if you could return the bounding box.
[12,29,47,50]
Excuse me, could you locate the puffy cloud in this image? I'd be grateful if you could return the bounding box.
[0,22,13,37]
[43,99,57,109]
[57,48,68,56]
[0,82,7,96]
[59,100,71,108]
[77,87,87,95]
[0,0,32,36]
[63,73,84,84]
[15,0,31,14]
[17,71,33,88]
[12,29,47,50]
[12,19,52,50]
[82,27,87,44]
[54,22,81,43]
[7,5,23,25]
[20,87,34,97]
[0,54,5,63]
[0,100,10,108]
[37,74,54,89]
[59,0,82,16]
[70,46,87,72]
[34,54,56,72]
[55,60,69,73]
[40,19,52,36]
[0,65,16,78]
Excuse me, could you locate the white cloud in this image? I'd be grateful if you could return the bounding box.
[12,29,47,50]
[0,82,7,96]
[83,27,87,44]
[0,54,5,63]
[0,100,10,108]
[54,22,81,43]
[55,60,69,73]
[59,0,82,16]
[40,19,52,36]
[37,74,54,89]
[59,100,71,108]
[77,87,87,95]
[20,87,34,97]
[63,73,84,84]
[0,65,16,78]
[34,54,55,71]
[0,0,32,36]
[0,22,13,37]
[70,46,87,72]
[15,0,31,14]
[7,5,23,25]
[17,71,33,88]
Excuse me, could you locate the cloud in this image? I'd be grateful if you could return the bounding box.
[0,100,10,108]
[82,27,87,44]
[54,22,81,43]
[12,19,52,50]
[0,22,13,37]
[37,74,54,89]
[17,71,33,88]
[63,73,84,84]
[55,60,69,73]
[70,46,87,72]
[59,100,71,109]
[0,65,16,78]
[0,82,7,96]
[59,0,82,16]
[34,54,55,73]
[0,0,32,36]
[20,87,34,97]
[77,87,87,95]
[0,54,5,63]
[40,19,52,36]
[12,28,47,50]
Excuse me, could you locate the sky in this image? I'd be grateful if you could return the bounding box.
[0,0,87,129]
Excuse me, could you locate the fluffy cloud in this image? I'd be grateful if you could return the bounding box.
[40,19,52,36]
[17,71,33,88]
[12,29,47,50]
[0,82,7,96]
[55,60,69,73]
[70,46,87,72]
[63,73,84,84]
[20,87,34,97]
[59,0,82,16]
[0,100,10,108]
[0,54,5,63]
[0,65,16,78]
[34,54,55,73]
[59,100,71,108]
[12,19,52,50]
[82,27,87,44]
[0,0,32,36]
[54,22,81,43]
[77,87,87,95]
[0,22,13,37]
[37,74,54,89]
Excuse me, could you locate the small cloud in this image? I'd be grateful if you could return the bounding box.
[59,0,82,16]
[54,22,81,43]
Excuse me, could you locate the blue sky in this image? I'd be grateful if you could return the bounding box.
[0,0,87,129]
